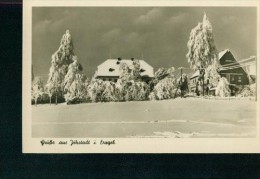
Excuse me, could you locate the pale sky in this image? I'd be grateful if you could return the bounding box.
[32,7,257,82]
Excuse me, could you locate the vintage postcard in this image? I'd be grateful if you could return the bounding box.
[23,0,259,153]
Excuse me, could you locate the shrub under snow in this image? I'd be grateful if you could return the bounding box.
[152,77,178,100]
[101,81,116,102]
[128,81,150,101]
[87,79,106,102]
[238,83,256,97]
[215,77,230,97]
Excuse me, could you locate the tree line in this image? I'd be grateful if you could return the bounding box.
[31,30,185,105]
[31,14,256,106]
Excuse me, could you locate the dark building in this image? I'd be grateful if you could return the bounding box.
[189,49,256,95]
[218,49,249,86]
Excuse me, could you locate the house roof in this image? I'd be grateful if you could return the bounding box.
[218,49,230,60]
[96,59,154,77]
[190,49,256,79]
[237,56,256,64]
[240,57,256,76]
[190,70,200,79]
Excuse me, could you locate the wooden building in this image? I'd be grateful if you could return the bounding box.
[189,49,256,95]
[218,49,250,86]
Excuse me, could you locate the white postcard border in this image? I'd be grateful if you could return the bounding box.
[23,0,260,153]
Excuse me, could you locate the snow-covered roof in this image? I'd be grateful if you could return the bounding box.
[190,70,200,79]
[190,49,256,78]
[96,59,154,77]
[218,49,230,60]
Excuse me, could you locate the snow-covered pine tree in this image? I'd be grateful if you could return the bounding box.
[114,79,125,101]
[167,67,176,78]
[131,59,141,81]
[46,30,76,104]
[102,81,116,102]
[205,60,220,89]
[45,64,63,104]
[215,77,231,97]
[117,62,131,101]
[63,56,85,104]
[119,62,132,82]
[31,77,44,106]
[186,13,218,95]
[149,67,177,97]
[148,67,177,100]
[149,67,169,91]
[154,68,169,81]
[84,78,91,102]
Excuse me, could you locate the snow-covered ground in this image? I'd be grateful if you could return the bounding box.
[32,98,257,138]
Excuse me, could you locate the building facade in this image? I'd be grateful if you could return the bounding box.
[94,58,154,83]
[217,49,250,86]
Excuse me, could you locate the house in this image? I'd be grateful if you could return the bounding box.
[222,55,256,84]
[189,49,256,95]
[94,58,154,83]
[217,49,250,86]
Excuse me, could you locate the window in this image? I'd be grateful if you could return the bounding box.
[238,76,242,83]
[230,75,235,84]
[226,59,232,63]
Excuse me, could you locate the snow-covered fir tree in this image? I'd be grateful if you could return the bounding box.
[46,30,76,104]
[123,80,149,101]
[45,64,63,104]
[31,77,44,106]
[63,56,85,104]
[119,62,132,82]
[186,13,218,95]
[117,61,150,101]
[167,67,176,78]
[154,68,169,81]
[114,79,125,101]
[149,67,176,92]
[101,81,116,102]
[215,77,231,97]
[131,59,141,81]
[205,60,221,88]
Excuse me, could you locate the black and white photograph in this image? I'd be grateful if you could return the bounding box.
[23,0,259,153]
